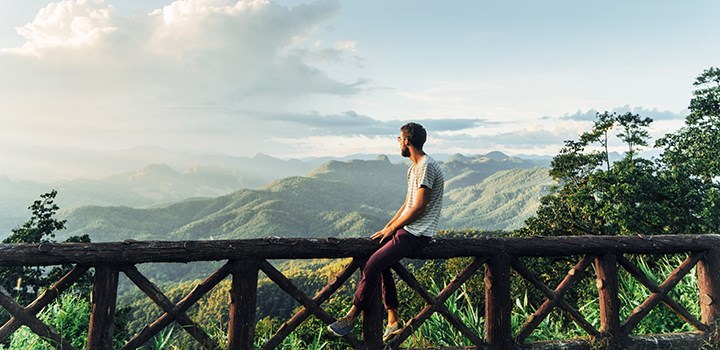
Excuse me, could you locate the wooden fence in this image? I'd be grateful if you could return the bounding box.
[0,234,718,349]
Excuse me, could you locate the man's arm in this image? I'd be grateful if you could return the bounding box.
[383,193,409,229]
[371,186,431,243]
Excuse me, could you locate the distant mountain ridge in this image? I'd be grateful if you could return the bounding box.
[442,152,546,191]
[0,153,316,235]
[56,154,554,242]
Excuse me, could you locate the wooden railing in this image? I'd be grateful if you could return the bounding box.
[0,234,718,349]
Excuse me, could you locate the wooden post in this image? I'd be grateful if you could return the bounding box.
[595,253,625,348]
[361,271,383,349]
[485,253,512,350]
[698,249,720,328]
[87,265,119,350]
[228,259,259,350]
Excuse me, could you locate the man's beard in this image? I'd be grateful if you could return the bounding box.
[401,147,410,157]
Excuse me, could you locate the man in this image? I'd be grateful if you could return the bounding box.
[328,122,445,342]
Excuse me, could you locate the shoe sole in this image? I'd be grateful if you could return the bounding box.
[383,327,403,342]
[327,325,349,337]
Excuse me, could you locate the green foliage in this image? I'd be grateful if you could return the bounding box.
[1,291,89,350]
[0,289,128,350]
[654,67,720,234]
[3,190,66,244]
[406,281,483,347]
[617,254,699,335]
[519,84,720,237]
[0,190,93,310]
[520,111,676,236]
[658,67,720,181]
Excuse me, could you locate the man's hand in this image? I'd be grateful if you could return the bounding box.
[371,226,395,244]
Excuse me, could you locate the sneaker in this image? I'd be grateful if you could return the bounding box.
[327,315,357,337]
[382,320,404,342]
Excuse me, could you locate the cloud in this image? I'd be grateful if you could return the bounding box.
[290,41,365,67]
[560,105,685,121]
[334,40,357,52]
[258,110,494,136]
[480,128,580,147]
[4,0,117,55]
[0,0,383,160]
[0,0,359,120]
[269,122,579,159]
[445,124,583,149]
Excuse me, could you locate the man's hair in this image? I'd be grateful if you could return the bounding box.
[401,122,427,150]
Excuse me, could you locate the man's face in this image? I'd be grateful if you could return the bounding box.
[398,135,410,157]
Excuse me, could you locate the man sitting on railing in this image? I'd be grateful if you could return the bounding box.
[328,122,445,343]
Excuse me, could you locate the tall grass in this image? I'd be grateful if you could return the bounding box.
[406,281,483,347]
[252,319,331,350]
[617,254,700,335]
[0,290,90,350]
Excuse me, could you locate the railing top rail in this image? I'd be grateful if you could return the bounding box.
[0,234,716,266]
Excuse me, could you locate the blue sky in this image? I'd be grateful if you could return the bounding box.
[0,0,718,161]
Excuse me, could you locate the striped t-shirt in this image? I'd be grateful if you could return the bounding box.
[402,155,444,237]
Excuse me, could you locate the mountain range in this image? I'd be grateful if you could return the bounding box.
[0,152,318,235]
[50,152,554,242]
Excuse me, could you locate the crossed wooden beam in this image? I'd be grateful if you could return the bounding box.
[119,262,236,350]
[511,252,706,344]
[260,258,364,349]
[512,254,598,343]
[618,252,706,333]
[0,266,89,350]
[385,257,488,348]
[120,263,227,350]
[262,257,490,349]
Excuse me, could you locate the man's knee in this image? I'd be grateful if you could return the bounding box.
[363,263,380,277]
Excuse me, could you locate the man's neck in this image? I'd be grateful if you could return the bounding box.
[409,149,426,165]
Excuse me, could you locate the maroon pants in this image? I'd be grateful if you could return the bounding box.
[352,228,431,311]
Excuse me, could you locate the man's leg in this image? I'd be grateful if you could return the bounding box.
[354,229,431,312]
[382,268,399,311]
[382,270,401,327]
[329,229,429,337]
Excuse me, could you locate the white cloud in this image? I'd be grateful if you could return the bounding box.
[269,134,392,158]
[270,121,583,158]
[560,105,687,121]
[3,0,117,56]
[0,0,380,161]
[260,110,492,136]
[0,0,356,130]
[334,39,357,51]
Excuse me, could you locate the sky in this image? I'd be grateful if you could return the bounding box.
[0,0,719,162]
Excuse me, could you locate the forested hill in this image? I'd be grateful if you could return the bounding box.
[58,153,554,242]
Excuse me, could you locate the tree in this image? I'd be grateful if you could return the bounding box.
[520,68,720,238]
[657,67,720,181]
[0,190,91,307]
[518,109,710,237]
[655,67,720,234]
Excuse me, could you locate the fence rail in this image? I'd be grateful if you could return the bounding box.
[0,234,718,349]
